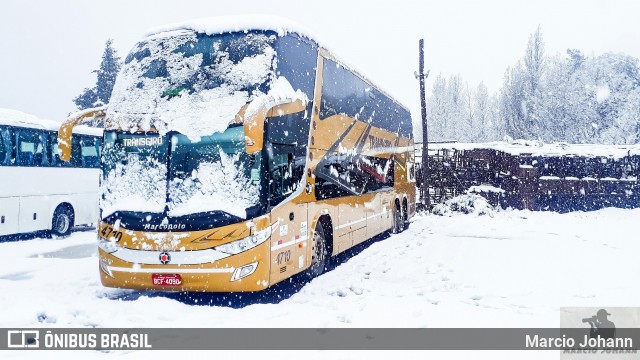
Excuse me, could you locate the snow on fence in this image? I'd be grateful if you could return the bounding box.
[416,141,640,212]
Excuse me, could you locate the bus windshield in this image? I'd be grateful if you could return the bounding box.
[168,125,262,219]
[100,127,264,231]
[101,132,169,218]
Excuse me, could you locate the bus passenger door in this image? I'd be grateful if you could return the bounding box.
[18,196,49,233]
[0,197,20,236]
[267,144,308,284]
[269,202,308,284]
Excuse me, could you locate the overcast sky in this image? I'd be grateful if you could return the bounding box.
[1,0,639,124]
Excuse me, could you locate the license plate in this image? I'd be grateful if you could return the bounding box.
[152,273,182,286]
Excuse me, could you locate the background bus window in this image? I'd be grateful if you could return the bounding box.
[70,135,83,167]
[49,133,62,166]
[49,132,73,167]
[16,128,45,167]
[0,126,13,166]
[38,131,50,166]
[80,136,100,168]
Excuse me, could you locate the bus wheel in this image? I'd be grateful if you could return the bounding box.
[402,198,409,230]
[392,202,403,234]
[52,205,74,238]
[307,223,329,278]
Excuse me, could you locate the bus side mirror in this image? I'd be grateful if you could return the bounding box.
[58,107,106,161]
[242,105,268,155]
[241,98,307,154]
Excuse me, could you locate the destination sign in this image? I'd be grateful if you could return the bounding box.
[122,137,163,147]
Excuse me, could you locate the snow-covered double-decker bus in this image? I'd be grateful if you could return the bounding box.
[59,16,416,291]
[0,108,102,239]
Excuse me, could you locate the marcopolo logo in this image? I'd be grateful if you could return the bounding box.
[7,330,39,348]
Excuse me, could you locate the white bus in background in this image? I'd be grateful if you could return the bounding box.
[0,108,102,239]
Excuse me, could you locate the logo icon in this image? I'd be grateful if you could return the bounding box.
[7,330,39,348]
[159,252,171,264]
[582,308,616,339]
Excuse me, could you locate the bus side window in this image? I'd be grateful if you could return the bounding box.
[49,132,67,167]
[0,126,13,166]
[93,137,103,168]
[39,131,50,166]
[80,136,100,168]
[95,137,102,159]
[16,128,44,167]
[70,135,82,167]
[274,34,317,101]
[50,133,58,166]
[267,145,296,207]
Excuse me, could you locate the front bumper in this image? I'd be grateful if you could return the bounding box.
[98,241,271,292]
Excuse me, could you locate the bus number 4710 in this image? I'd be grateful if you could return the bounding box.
[100,226,123,242]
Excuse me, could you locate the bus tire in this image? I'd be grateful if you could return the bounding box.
[392,200,403,234]
[402,198,409,230]
[307,221,329,279]
[52,204,74,238]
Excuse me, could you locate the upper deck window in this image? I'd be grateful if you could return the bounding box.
[108,30,277,140]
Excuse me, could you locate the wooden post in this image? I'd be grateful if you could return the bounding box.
[418,39,430,208]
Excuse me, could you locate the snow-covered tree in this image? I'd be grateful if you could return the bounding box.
[502,26,548,140]
[473,82,490,141]
[94,39,121,106]
[524,26,545,95]
[538,52,640,144]
[73,39,122,123]
[426,74,448,141]
[499,62,527,139]
[428,76,505,142]
[427,25,640,145]
[446,75,467,141]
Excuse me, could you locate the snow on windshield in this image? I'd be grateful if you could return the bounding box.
[167,150,260,219]
[100,29,312,221]
[100,152,168,218]
[107,30,277,141]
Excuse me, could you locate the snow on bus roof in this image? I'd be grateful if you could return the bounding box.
[145,14,411,113]
[422,140,640,159]
[0,108,103,137]
[146,14,323,45]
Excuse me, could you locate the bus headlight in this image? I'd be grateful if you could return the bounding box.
[99,257,114,278]
[231,262,258,281]
[98,237,119,254]
[213,227,271,255]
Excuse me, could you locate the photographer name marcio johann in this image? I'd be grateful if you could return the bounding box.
[7,330,152,349]
[526,333,634,350]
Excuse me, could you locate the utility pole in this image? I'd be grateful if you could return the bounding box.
[417,39,430,209]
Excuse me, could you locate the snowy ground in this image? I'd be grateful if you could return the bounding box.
[2,208,640,359]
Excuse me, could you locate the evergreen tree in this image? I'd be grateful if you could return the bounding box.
[95,39,121,106]
[73,87,98,111]
[473,82,490,141]
[73,39,121,114]
[426,74,448,141]
[499,62,527,139]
